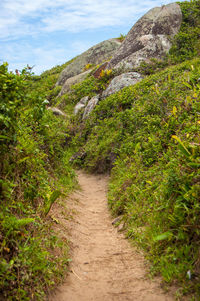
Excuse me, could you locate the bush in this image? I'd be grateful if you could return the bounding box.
[72,58,200,297]
[0,63,76,300]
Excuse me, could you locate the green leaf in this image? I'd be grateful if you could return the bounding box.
[188,162,200,168]
[172,135,191,158]
[17,156,30,164]
[154,231,173,242]
[0,135,11,140]
[183,82,192,89]
[44,190,61,216]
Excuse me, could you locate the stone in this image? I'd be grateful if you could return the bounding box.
[58,70,91,97]
[112,216,123,225]
[107,3,182,70]
[57,39,121,86]
[82,95,100,119]
[102,72,143,98]
[93,62,108,79]
[74,96,89,115]
[47,107,66,116]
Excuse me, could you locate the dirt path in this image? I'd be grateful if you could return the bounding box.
[49,171,175,301]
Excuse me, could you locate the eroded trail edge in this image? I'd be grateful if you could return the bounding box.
[50,171,174,301]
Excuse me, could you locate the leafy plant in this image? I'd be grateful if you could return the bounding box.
[0,62,76,300]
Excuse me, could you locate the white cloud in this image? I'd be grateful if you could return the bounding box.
[0,0,177,39]
[0,39,94,74]
[0,0,183,74]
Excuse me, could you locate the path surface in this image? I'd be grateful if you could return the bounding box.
[49,171,175,301]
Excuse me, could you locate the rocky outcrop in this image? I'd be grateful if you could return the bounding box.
[107,3,182,70]
[74,96,89,115]
[56,2,183,119]
[102,72,143,98]
[82,95,100,120]
[57,39,121,86]
[58,70,91,97]
[47,107,66,117]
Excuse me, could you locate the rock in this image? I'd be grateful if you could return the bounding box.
[47,107,66,116]
[112,216,123,225]
[58,70,91,97]
[102,72,143,98]
[117,223,124,232]
[57,39,121,86]
[82,95,100,119]
[93,62,108,79]
[107,3,182,70]
[112,216,124,232]
[74,96,89,115]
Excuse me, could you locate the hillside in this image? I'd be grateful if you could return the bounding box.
[0,0,200,300]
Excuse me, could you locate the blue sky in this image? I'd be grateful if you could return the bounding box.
[0,0,183,74]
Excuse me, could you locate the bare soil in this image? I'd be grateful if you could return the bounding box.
[49,171,176,301]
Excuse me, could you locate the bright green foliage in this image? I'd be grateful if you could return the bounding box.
[72,57,200,296]
[117,33,127,42]
[65,71,114,107]
[1,0,200,299]
[28,58,75,106]
[58,1,200,297]
[0,63,76,300]
[170,0,200,62]
[69,76,98,103]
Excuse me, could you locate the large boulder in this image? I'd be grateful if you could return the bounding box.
[102,72,143,98]
[57,39,121,86]
[107,3,182,70]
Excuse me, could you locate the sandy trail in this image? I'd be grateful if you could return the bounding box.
[49,171,175,301]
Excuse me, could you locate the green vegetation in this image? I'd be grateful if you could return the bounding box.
[66,1,200,298]
[170,0,200,62]
[117,33,127,42]
[1,0,200,299]
[71,56,200,299]
[0,63,76,300]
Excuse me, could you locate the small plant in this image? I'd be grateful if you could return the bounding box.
[117,33,126,42]
[83,63,94,71]
[0,62,76,300]
[72,56,200,296]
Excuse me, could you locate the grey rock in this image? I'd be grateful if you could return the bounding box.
[47,107,66,117]
[74,96,89,115]
[112,216,123,225]
[102,72,143,98]
[82,95,100,119]
[107,3,182,70]
[112,216,124,232]
[117,223,124,232]
[58,70,91,97]
[57,39,121,86]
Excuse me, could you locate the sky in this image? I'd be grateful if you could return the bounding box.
[0,0,183,75]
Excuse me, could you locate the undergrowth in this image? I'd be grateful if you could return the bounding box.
[2,0,200,299]
[0,63,76,300]
[71,57,200,297]
[54,1,200,298]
